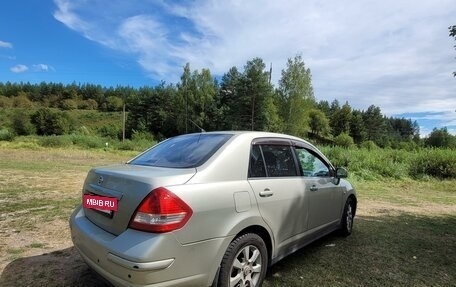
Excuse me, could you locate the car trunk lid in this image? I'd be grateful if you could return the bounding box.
[82,164,196,236]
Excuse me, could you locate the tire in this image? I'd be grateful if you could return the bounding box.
[340,197,355,236]
[218,233,268,287]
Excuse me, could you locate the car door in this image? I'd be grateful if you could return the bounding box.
[294,146,343,230]
[248,140,309,249]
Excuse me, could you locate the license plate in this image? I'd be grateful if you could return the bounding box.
[83,194,118,212]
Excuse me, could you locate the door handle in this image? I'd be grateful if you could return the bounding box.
[259,189,273,197]
[310,185,318,192]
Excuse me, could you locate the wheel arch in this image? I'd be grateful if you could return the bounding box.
[211,224,274,287]
[235,225,273,266]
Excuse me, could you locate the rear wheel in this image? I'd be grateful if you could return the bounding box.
[340,197,355,236]
[218,233,268,287]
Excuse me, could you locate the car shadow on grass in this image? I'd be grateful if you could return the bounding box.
[0,247,111,287]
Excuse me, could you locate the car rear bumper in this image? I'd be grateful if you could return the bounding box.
[69,206,231,287]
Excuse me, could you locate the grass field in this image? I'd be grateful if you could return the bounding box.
[0,145,455,286]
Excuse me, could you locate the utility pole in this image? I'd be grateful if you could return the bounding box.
[122,101,126,142]
[185,89,188,134]
[269,63,272,84]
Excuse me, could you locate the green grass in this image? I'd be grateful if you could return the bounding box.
[320,146,456,180]
[0,145,455,286]
[354,180,456,206]
[264,213,455,287]
[26,243,47,249]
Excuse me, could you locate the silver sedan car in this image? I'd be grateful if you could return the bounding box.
[70,131,357,287]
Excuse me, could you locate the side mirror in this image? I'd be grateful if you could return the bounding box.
[335,167,348,178]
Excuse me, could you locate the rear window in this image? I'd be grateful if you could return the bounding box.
[129,133,232,168]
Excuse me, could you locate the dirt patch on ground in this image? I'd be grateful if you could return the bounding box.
[357,199,456,218]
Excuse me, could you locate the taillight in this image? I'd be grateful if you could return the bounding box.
[129,187,193,233]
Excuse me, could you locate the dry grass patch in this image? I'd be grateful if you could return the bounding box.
[0,147,133,274]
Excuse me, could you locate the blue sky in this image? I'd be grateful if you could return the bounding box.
[1,0,455,136]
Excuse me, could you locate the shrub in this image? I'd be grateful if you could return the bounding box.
[363,149,408,179]
[360,140,378,150]
[61,99,78,110]
[0,128,15,141]
[397,141,419,151]
[11,112,36,136]
[77,125,91,135]
[334,133,355,148]
[116,139,136,151]
[78,99,98,110]
[0,96,12,108]
[31,108,72,135]
[320,146,352,168]
[105,96,123,112]
[425,127,456,148]
[409,149,456,179]
[131,130,154,142]
[12,94,33,108]
[321,146,409,180]
[70,134,105,149]
[98,124,122,139]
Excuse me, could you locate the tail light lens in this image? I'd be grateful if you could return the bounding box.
[129,187,193,233]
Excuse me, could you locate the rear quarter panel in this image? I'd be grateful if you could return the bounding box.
[169,181,268,245]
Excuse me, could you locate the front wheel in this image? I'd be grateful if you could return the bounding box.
[340,197,355,236]
[218,233,268,287]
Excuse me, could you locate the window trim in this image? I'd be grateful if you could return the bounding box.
[251,137,292,146]
[249,137,336,179]
[249,139,300,178]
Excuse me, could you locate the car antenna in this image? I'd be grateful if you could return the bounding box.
[189,119,206,133]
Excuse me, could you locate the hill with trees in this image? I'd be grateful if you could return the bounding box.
[0,54,454,148]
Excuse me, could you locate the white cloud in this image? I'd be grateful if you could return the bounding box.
[53,0,115,47]
[10,64,54,73]
[32,64,54,72]
[0,40,13,48]
[53,0,89,35]
[10,64,28,73]
[117,15,181,79]
[53,0,456,129]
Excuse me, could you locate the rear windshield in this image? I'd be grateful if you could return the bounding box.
[129,133,232,168]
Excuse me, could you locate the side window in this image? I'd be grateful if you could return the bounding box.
[249,145,266,177]
[261,145,297,177]
[295,147,330,177]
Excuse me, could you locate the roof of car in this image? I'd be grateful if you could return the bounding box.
[182,131,315,146]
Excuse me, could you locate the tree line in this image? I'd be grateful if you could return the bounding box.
[1,55,454,148]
